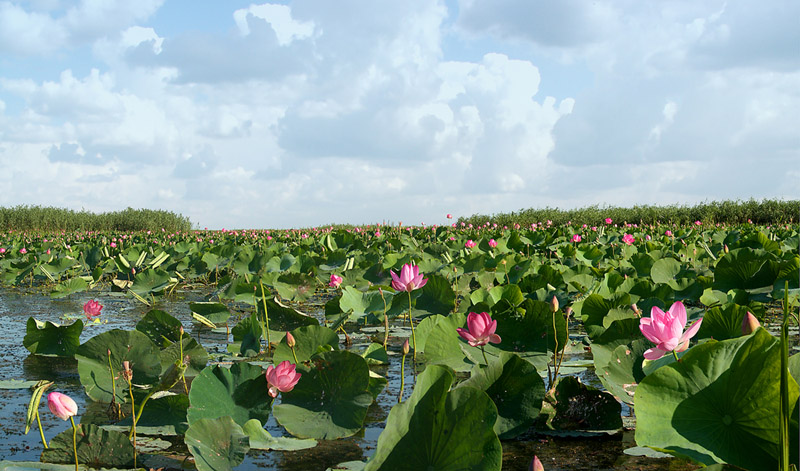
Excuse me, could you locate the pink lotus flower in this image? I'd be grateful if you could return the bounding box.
[47,392,78,421]
[446,214,453,219]
[391,263,427,292]
[464,240,476,249]
[329,273,343,288]
[19,248,27,254]
[457,312,502,347]
[639,301,702,360]
[488,239,498,248]
[109,242,117,248]
[605,218,613,224]
[665,230,673,237]
[83,299,103,320]
[571,234,581,243]
[0,248,5,253]
[265,361,301,398]
[622,234,635,245]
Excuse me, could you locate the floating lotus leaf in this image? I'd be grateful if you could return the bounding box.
[274,350,372,439]
[635,328,799,471]
[364,365,502,471]
[187,362,272,427]
[272,325,339,365]
[49,277,88,298]
[185,416,249,471]
[458,352,545,439]
[130,268,173,296]
[23,317,83,357]
[75,329,161,403]
[41,424,135,467]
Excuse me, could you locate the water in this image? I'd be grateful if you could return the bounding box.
[0,288,702,470]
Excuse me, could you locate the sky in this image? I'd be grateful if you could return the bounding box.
[0,0,798,229]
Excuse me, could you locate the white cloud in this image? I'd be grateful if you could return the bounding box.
[233,3,315,45]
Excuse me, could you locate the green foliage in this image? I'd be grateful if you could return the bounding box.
[0,205,191,232]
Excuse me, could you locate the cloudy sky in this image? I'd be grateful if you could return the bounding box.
[0,1,797,229]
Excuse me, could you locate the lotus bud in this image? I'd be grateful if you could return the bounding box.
[121,361,133,381]
[741,312,760,335]
[724,244,729,253]
[550,296,559,313]
[402,339,410,355]
[529,456,544,471]
[286,332,296,348]
[564,306,573,319]
[631,304,641,316]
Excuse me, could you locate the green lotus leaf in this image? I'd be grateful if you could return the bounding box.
[41,424,135,467]
[135,309,183,346]
[650,257,681,284]
[273,272,316,302]
[635,328,799,470]
[493,299,567,355]
[364,365,502,471]
[696,303,752,341]
[187,362,272,427]
[188,302,231,324]
[49,277,89,298]
[274,350,372,439]
[185,416,250,471]
[361,343,389,365]
[130,268,172,296]
[713,248,780,292]
[418,313,473,372]
[595,339,649,405]
[242,419,317,451]
[272,325,339,365]
[75,329,161,403]
[574,293,631,340]
[413,273,456,318]
[258,297,319,332]
[23,317,83,357]
[114,392,189,435]
[458,352,545,439]
[228,312,263,357]
[159,335,208,377]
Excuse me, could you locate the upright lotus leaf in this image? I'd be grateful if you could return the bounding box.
[414,313,465,354]
[116,392,189,435]
[493,299,567,355]
[419,313,473,372]
[340,286,386,321]
[551,376,622,431]
[229,312,263,357]
[364,365,502,471]
[187,362,272,427]
[575,293,632,340]
[458,352,545,439]
[650,257,681,284]
[75,329,161,403]
[185,416,250,471]
[41,424,135,467]
[635,328,800,471]
[50,277,89,298]
[130,268,173,296]
[595,339,650,405]
[274,350,373,439]
[242,419,318,451]
[361,343,389,365]
[23,317,83,357]
[258,297,319,332]
[272,325,339,365]
[273,272,316,302]
[413,273,456,318]
[713,248,779,292]
[695,303,751,341]
[188,302,231,324]
[136,309,183,346]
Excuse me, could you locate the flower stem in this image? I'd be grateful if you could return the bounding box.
[128,380,137,467]
[107,351,119,420]
[480,345,488,367]
[259,282,271,352]
[290,346,299,364]
[672,350,680,363]
[398,352,406,403]
[36,410,48,449]
[407,291,416,363]
[69,416,78,471]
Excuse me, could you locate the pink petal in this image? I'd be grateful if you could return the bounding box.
[679,318,703,344]
[643,347,666,360]
[488,333,501,344]
[669,301,687,327]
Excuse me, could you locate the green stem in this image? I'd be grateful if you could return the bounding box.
[408,291,416,363]
[36,410,48,449]
[128,380,137,467]
[672,350,680,363]
[779,280,790,471]
[69,416,78,471]
[107,351,119,420]
[260,282,271,352]
[290,346,299,364]
[398,353,406,403]
[480,345,488,367]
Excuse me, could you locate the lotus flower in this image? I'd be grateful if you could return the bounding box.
[571,234,581,242]
[83,299,103,320]
[741,312,760,335]
[639,301,702,360]
[457,312,501,347]
[329,273,343,288]
[446,214,453,219]
[390,263,427,292]
[605,218,613,224]
[488,239,497,248]
[47,392,78,421]
[464,240,476,249]
[530,456,544,471]
[265,361,301,398]
[622,233,635,245]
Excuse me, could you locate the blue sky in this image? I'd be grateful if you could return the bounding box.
[0,0,797,229]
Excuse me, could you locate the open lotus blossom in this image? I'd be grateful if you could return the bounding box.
[605,218,613,224]
[571,234,581,242]
[83,299,103,320]
[464,239,476,249]
[488,239,498,248]
[390,263,427,292]
[457,312,501,347]
[265,361,301,398]
[47,392,78,421]
[639,301,702,360]
[622,233,635,245]
[329,273,343,288]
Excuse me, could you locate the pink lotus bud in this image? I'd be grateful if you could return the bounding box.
[464,240,476,249]
[488,239,498,248]
[329,273,343,289]
[741,312,760,335]
[47,392,78,421]
[724,244,729,253]
[457,312,501,347]
[550,296,559,313]
[286,332,296,348]
[402,339,410,355]
[530,456,544,471]
[446,214,453,219]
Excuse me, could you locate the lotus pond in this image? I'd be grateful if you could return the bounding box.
[0,221,797,471]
